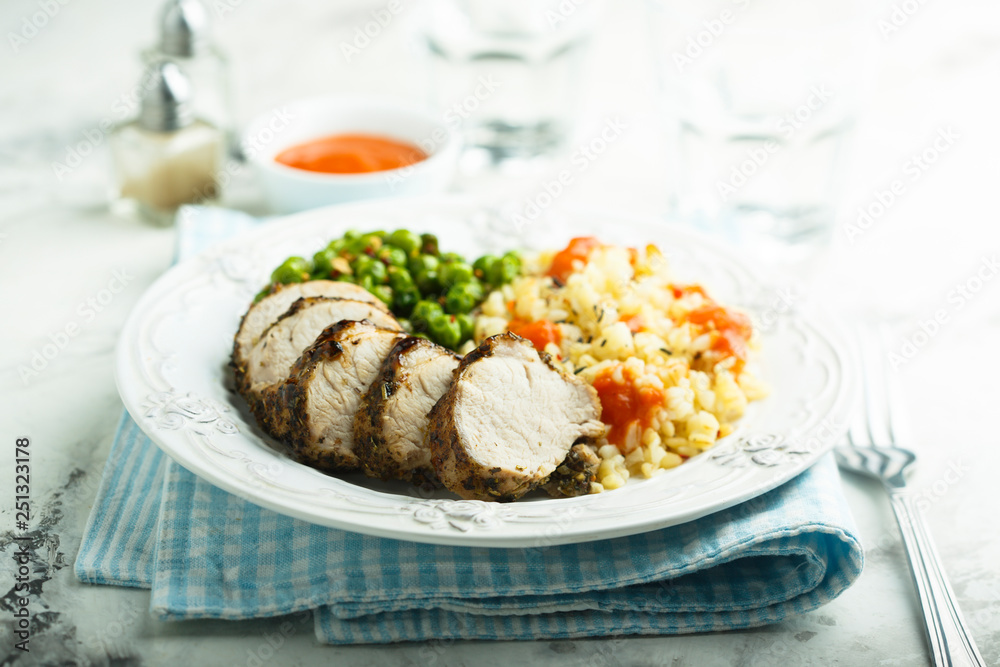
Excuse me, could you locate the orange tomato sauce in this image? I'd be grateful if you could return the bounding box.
[274,133,427,174]
[593,365,665,453]
[546,237,603,283]
[684,302,753,365]
[507,318,561,353]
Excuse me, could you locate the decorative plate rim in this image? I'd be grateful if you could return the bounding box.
[115,194,854,547]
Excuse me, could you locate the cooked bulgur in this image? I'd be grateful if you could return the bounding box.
[468,238,767,493]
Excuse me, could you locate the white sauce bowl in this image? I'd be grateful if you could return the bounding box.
[243,95,459,214]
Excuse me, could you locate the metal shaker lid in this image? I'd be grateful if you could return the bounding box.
[138,60,194,132]
[158,0,210,58]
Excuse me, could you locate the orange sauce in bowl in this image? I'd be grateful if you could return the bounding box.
[274,133,427,174]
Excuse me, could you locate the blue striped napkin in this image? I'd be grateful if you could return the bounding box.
[75,205,864,644]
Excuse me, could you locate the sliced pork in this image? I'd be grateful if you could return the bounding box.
[354,337,460,485]
[428,333,605,501]
[543,443,601,498]
[232,280,388,381]
[240,296,401,392]
[255,321,407,472]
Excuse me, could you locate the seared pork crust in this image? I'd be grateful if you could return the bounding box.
[254,320,406,472]
[543,443,600,498]
[231,280,389,391]
[354,336,460,485]
[428,333,605,502]
[237,296,401,394]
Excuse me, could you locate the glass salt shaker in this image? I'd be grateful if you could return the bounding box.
[110,60,224,226]
[143,0,234,154]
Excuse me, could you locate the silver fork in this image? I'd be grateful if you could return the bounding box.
[834,324,985,667]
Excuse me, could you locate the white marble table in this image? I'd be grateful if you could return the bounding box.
[2,0,999,664]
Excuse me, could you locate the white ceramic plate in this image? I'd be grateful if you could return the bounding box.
[116,195,853,547]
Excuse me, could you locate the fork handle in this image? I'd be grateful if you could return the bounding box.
[889,491,986,666]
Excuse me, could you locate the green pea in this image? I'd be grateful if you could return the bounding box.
[472,254,499,281]
[371,285,393,306]
[408,253,439,276]
[439,262,474,287]
[313,248,336,278]
[253,286,272,303]
[439,252,463,265]
[501,254,521,282]
[353,254,376,272]
[346,232,382,256]
[387,266,414,292]
[411,299,443,325]
[502,250,522,267]
[444,280,484,314]
[388,229,421,255]
[356,258,387,284]
[420,233,439,256]
[271,256,311,284]
[414,269,440,294]
[428,313,461,349]
[377,246,408,267]
[487,254,520,286]
[455,313,475,341]
[393,287,419,317]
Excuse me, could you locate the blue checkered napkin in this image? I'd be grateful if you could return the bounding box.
[75,205,864,645]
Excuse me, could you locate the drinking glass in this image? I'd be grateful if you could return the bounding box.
[648,0,872,250]
[422,0,600,163]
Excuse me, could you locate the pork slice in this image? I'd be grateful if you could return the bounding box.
[242,296,400,392]
[543,443,601,498]
[354,337,460,485]
[428,333,605,502]
[232,280,388,386]
[256,320,407,471]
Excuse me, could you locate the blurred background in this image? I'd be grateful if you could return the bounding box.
[2,0,1000,662]
[2,0,999,306]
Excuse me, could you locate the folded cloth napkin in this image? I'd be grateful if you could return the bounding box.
[75,205,864,644]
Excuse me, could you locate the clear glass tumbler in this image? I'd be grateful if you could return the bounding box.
[422,0,600,163]
[648,0,872,250]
